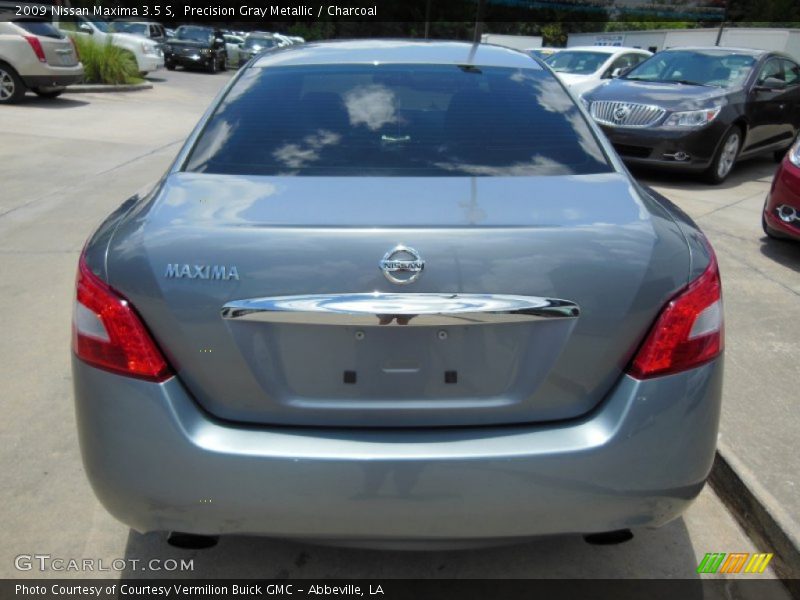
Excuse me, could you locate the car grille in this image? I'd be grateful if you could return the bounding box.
[590,101,665,128]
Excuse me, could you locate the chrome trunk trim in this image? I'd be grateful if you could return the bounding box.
[221,293,580,326]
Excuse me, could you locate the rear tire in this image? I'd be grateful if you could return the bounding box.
[0,62,26,104]
[33,89,63,99]
[208,57,217,74]
[704,127,742,184]
[220,55,227,72]
[165,61,176,71]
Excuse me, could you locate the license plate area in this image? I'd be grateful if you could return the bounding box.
[226,319,570,404]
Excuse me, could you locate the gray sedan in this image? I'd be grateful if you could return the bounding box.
[72,40,724,548]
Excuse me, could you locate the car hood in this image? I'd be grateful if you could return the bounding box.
[556,72,595,86]
[585,79,732,110]
[111,32,153,45]
[166,39,209,49]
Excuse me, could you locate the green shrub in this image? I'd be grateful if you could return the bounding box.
[71,36,142,85]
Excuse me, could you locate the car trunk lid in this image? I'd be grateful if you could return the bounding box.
[107,171,690,428]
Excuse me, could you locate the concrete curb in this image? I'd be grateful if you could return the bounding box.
[64,82,153,94]
[710,443,800,595]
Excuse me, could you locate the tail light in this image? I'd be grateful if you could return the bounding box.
[69,36,80,61]
[627,244,723,379]
[72,254,172,382]
[23,35,47,63]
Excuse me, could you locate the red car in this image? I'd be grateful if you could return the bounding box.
[764,138,800,241]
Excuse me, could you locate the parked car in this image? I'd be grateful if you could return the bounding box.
[222,34,244,68]
[583,47,800,184]
[763,136,800,241]
[163,26,227,73]
[73,40,724,547]
[545,46,651,96]
[54,15,163,76]
[238,33,283,63]
[0,13,83,103]
[114,20,168,49]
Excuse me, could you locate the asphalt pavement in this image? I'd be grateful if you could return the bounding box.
[0,68,794,587]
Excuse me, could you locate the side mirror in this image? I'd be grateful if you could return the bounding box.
[612,66,632,79]
[755,77,787,92]
[78,23,93,35]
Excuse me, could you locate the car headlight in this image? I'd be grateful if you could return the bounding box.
[661,107,721,129]
[201,48,212,55]
[788,138,800,168]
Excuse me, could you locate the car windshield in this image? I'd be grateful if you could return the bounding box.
[545,51,613,74]
[85,19,111,33]
[185,64,611,177]
[624,50,757,88]
[116,23,148,36]
[244,37,277,50]
[176,26,213,43]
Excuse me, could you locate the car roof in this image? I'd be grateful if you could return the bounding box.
[253,39,539,69]
[659,46,769,56]
[564,46,650,53]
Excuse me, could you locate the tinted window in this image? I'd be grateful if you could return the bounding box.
[185,64,610,177]
[13,20,64,39]
[782,59,800,86]
[757,58,783,84]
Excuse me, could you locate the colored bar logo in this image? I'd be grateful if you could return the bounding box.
[697,552,774,574]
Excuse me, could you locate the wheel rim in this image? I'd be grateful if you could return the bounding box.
[717,132,740,178]
[0,69,15,101]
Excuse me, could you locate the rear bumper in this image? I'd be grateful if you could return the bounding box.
[600,121,729,171]
[72,356,723,541]
[22,68,84,90]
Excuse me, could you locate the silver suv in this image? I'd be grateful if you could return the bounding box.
[0,14,83,102]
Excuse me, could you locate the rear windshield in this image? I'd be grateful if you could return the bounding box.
[185,64,611,177]
[13,19,64,39]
